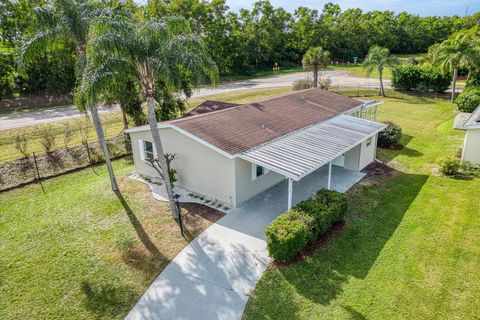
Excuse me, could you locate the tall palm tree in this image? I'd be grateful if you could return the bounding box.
[302,47,330,88]
[433,28,480,102]
[22,0,119,191]
[362,45,399,97]
[78,14,218,218]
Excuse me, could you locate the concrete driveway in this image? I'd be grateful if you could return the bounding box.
[125,166,365,320]
[0,70,386,131]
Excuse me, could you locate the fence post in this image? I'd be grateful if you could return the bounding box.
[32,152,41,182]
[357,83,360,97]
[85,141,92,165]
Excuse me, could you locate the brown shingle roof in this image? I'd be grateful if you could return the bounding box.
[170,89,363,155]
[183,100,240,117]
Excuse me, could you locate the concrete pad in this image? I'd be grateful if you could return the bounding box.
[125,165,365,320]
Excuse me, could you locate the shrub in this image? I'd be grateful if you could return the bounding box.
[460,161,480,176]
[455,88,480,113]
[392,64,423,91]
[63,123,75,149]
[438,157,460,175]
[14,133,29,157]
[318,77,332,90]
[466,71,480,88]
[295,200,329,237]
[391,64,450,92]
[378,122,402,148]
[315,189,348,221]
[37,126,56,153]
[292,79,313,91]
[265,210,309,262]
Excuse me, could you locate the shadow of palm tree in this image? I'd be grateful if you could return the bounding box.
[81,280,136,318]
[114,190,163,259]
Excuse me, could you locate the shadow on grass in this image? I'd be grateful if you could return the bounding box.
[81,280,136,318]
[377,134,423,163]
[251,169,428,317]
[114,190,163,259]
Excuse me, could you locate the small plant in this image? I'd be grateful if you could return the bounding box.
[76,117,91,145]
[223,206,230,211]
[14,133,29,157]
[37,125,56,153]
[318,77,331,90]
[292,79,313,91]
[460,161,480,176]
[116,235,137,252]
[438,156,460,176]
[63,123,75,149]
[378,121,402,148]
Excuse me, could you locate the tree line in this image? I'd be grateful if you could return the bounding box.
[1,0,479,99]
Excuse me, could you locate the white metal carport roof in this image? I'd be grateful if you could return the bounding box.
[239,115,386,181]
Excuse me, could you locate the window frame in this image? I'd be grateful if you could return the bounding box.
[366,137,373,146]
[251,164,269,180]
[139,140,155,161]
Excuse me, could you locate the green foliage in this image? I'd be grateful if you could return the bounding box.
[265,210,309,262]
[459,161,480,176]
[455,88,480,113]
[466,71,480,88]
[437,156,460,175]
[392,64,450,92]
[378,121,402,148]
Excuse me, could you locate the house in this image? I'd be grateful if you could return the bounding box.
[126,89,385,209]
[454,105,480,164]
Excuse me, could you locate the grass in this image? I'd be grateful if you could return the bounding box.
[244,94,480,319]
[0,158,220,319]
[219,66,303,82]
[328,64,393,80]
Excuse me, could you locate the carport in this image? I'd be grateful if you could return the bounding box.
[240,115,386,209]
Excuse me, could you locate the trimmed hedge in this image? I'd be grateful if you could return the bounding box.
[265,210,309,262]
[455,88,480,113]
[438,156,460,176]
[392,64,450,93]
[266,189,348,262]
[378,121,402,148]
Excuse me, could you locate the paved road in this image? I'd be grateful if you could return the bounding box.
[0,70,387,131]
[125,166,365,320]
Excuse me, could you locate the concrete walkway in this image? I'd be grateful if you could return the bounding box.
[126,166,365,320]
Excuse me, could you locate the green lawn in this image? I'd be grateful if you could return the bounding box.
[244,94,480,319]
[328,64,393,80]
[0,158,221,319]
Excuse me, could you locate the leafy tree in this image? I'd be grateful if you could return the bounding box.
[302,47,330,87]
[433,27,480,102]
[78,14,218,219]
[363,45,399,96]
[22,0,119,191]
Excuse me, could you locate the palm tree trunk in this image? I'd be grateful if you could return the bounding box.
[90,106,118,191]
[313,67,318,87]
[451,67,458,102]
[146,96,180,219]
[379,68,385,97]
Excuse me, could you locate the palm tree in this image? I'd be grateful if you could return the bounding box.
[78,14,218,218]
[362,45,399,97]
[22,0,119,191]
[302,47,330,88]
[433,29,480,102]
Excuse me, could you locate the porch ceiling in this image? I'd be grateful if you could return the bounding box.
[239,115,386,181]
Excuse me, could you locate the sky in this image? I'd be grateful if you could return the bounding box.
[134,0,480,17]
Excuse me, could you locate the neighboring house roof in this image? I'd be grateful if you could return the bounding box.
[454,105,480,130]
[182,100,240,117]
[240,115,386,180]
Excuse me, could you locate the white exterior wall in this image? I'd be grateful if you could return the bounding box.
[462,129,480,164]
[130,128,236,206]
[234,158,285,206]
[343,134,378,171]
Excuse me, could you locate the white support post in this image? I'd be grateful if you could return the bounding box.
[327,161,332,190]
[287,178,293,210]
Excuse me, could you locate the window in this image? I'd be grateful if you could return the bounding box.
[366,137,372,146]
[252,164,269,180]
[141,140,154,161]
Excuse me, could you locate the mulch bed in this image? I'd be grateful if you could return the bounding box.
[361,161,396,177]
[0,92,72,114]
[181,202,225,225]
[273,220,346,267]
